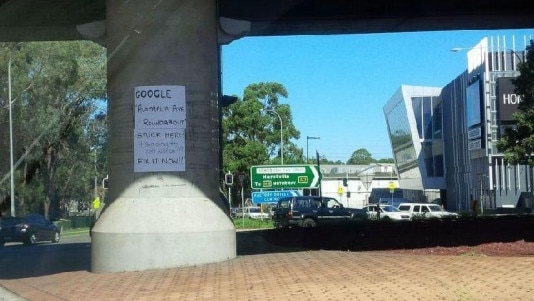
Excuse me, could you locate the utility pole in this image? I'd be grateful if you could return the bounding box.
[8,58,15,216]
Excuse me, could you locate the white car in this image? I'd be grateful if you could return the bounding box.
[234,207,269,219]
[363,205,411,221]
[397,203,459,219]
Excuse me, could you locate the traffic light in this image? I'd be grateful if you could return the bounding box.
[343,177,348,186]
[225,173,233,185]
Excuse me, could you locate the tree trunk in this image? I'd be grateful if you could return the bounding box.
[45,146,58,220]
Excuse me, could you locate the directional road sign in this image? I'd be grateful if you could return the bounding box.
[252,190,301,204]
[250,165,322,189]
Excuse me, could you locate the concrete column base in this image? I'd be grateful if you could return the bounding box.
[91,197,236,273]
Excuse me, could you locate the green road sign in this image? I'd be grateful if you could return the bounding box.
[250,165,322,189]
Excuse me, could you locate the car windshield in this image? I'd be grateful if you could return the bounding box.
[324,198,342,208]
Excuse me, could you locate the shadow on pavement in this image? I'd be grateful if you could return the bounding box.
[0,243,91,279]
[1,215,532,279]
[237,214,534,255]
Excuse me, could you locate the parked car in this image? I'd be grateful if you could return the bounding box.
[0,214,61,246]
[233,207,269,219]
[363,204,411,221]
[378,197,413,207]
[397,203,459,219]
[272,196,367,228]
[246,207,269,219]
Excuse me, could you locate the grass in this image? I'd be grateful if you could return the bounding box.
[62,227,90,236]
[61,219,274,235]
[234,217,274,230]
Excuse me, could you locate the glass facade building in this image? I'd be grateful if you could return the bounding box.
[383,86,445,204]
[384,35,533,212]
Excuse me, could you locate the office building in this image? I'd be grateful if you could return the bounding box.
[384,35,533,211]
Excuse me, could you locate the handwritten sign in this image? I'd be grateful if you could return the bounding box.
[134,86,186,129]
[134,128,185,172]
[134,86,186,172]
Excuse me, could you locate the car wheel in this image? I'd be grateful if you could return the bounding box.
[301,218,317,228]
[24,233,37,246]
[382,216,391,222]
[52,231,60,243]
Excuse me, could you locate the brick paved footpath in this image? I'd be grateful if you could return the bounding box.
[1,250,533,301]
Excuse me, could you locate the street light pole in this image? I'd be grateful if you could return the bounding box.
[267,109,283,165]
[451,46,525,67]
[306,136,320,164]
[8,58,15,217]
[94,149,98,199]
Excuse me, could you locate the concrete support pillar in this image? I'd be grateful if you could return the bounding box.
[91,0,236,273]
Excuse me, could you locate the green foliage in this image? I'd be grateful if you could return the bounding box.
[233,217,274,230]
[376,158,395,163]
[0,41,107,219]
[345,148,394,165]
[497,40,534,165]
[222,82,302,203]
[347,148,374,164]
[317,155,339,164]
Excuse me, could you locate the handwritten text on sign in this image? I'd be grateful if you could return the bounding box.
[134,128,185,172]
[134,86,186,129]
[134,86,186,172]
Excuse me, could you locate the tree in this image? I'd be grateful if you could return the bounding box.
[377,158,395,163]
[222,82,301,204]
[497,40,534,166]
[223,82,301,170]
[0,41,107,218]
[347,148,374,165]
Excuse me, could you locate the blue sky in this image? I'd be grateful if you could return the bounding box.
[221,29,534,163]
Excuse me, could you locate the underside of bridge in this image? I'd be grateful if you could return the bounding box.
[1,0,534,42]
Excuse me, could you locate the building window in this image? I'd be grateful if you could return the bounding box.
[386,100,416,173]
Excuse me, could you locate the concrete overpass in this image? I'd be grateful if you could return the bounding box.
[1,0,534,42]
[1,1,533,273]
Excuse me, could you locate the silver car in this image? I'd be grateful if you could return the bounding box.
[363,205,411,221]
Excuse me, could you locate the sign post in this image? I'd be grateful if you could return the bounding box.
[225,172,233,209]
[388,181,396,203]
[252,190,300,204]
[250,165,322,189]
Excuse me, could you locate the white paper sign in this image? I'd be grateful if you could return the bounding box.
[134,128,186,172]
[135,86,186,129]
[134,86,186,172]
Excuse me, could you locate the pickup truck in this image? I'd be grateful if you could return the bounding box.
[272,196,367,228]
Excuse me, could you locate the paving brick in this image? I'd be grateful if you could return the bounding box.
[1,250,533,301]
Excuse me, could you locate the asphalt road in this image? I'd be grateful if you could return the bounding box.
[1,214,533,280]
[0,233,91,279]
[0,216,533,301]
